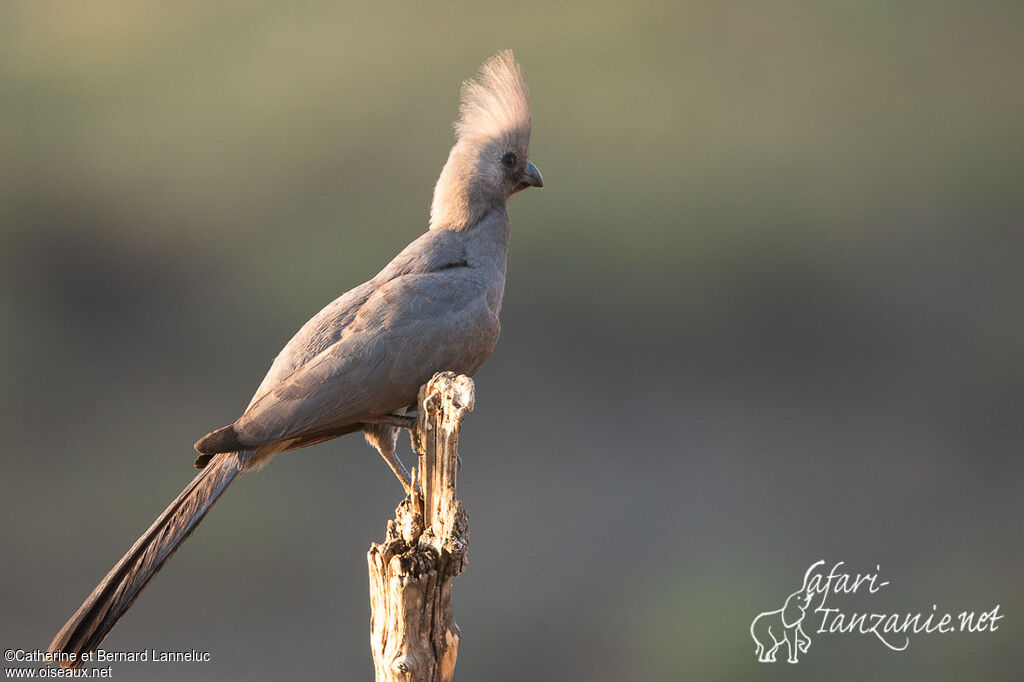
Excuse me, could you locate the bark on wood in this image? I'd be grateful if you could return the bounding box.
[367,372,474,682]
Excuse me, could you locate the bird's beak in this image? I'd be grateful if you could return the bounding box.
[522,161,544,188]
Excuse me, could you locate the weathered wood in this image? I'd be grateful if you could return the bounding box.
[367,372,474,682]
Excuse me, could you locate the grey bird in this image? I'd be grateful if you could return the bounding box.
[48,50,541,666]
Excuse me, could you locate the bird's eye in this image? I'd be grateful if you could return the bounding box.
[500,152,517,167]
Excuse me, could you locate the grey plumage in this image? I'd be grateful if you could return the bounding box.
[48,50,541,666]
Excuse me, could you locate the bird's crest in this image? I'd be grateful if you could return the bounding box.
[455,50,531,145]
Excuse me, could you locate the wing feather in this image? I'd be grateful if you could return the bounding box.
[234,269,498,446]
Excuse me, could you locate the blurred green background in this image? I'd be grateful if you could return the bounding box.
[2,1,1022,680]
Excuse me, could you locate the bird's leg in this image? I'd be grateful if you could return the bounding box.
[377,437,413,493]
[370,407,460,471]
[364,410,415,493]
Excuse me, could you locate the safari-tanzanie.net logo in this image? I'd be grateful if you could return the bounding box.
[750,560,1003,664]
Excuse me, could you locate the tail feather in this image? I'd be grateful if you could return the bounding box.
[48,451,250,668]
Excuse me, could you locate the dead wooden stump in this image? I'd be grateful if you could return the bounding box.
[367,372,474,682]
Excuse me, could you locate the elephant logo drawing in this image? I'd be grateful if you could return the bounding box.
[750,564,817,663]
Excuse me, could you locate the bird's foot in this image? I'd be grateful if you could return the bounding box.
[367,413,417,430]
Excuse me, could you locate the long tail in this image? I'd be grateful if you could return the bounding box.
[48,451,250,668]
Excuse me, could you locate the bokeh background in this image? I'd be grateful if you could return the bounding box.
[2,2,1022,680]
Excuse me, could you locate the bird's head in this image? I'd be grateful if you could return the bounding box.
[431,50,542,231]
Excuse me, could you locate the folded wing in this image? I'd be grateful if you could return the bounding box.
[232,268,499,448]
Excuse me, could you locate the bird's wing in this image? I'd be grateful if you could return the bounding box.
[245,230,462,410]
[232,267,498,447]
[246,281,376,411]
